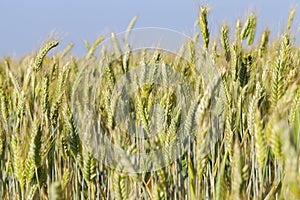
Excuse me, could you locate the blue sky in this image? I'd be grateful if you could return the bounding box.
[0,0,299,57]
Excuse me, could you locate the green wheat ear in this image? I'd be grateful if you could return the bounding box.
[196,6,210,51]
[271,34,291,109]
[11,136,25,192]
[221,23,231,62]
[125,15,138,41]
[254,109,267,179]
[34,41,59,72]
[234,19,242,46]
[258,28,270,58]
[247,14,256,45]
[239,54,252,88]
[241,12,257,45]
[63,106,81,159]
[247,82,263,136]
[289,88,300,125]
[82,149,97,184]
[61,42,74,58]
[286,9,296,33]
[25,121,43,182]
[86,36,105,59]
[0,87,9,124]
[113,171,129,200]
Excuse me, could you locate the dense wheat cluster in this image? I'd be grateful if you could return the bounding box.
[0,7,300,200]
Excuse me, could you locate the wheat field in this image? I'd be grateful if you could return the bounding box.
[0,7,300,200]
